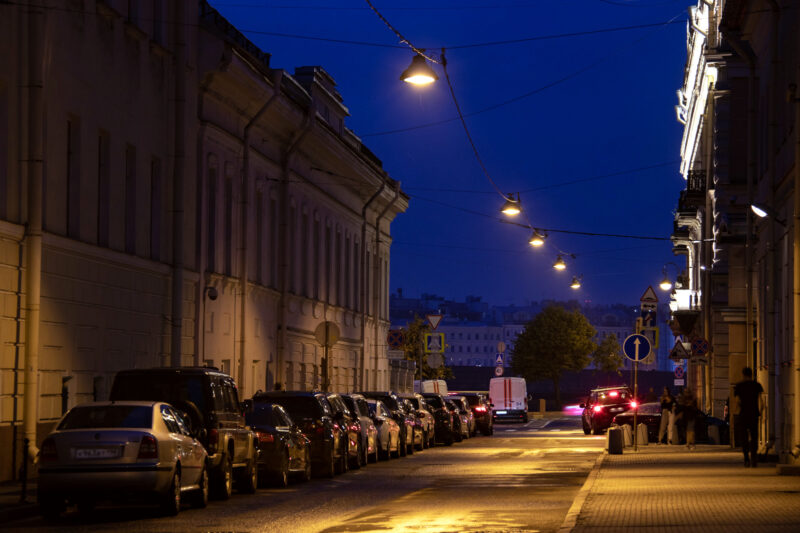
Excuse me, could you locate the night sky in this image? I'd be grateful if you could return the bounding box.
[210,0,689,308]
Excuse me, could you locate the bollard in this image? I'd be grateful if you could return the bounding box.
[607,426,623,454]
[636,423,649,446]
[19,438,28,503]
[539,398,546,414]
[621,424,633,447]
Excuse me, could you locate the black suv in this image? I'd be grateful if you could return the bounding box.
[421,393,455,446]
[456,392,493,436]
[253,391,348,477]
[109,367,258,499]
[580,386,635,435]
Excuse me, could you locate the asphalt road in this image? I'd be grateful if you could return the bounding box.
[8,416,605,533]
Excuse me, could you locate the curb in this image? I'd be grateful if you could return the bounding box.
[557,451,605,533]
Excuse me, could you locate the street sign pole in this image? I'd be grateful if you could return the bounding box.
[623,333,650,452]
[634,360,638,451]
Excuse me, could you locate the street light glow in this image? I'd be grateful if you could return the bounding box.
[529,230,545,247]
[400,54,438,85]
[553,255,567,270]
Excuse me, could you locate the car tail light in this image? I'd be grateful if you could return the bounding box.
[630,401,639,409]
[257,432,274,444]
[593,405,603,413]
[40,437,57,463]
[137,434,158,459]
[609,391,619,398]
[208,429,218,452]
[474,406,487,413]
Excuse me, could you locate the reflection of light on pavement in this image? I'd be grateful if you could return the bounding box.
[336,510,543,532]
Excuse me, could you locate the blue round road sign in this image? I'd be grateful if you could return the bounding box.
[623,334,651,362]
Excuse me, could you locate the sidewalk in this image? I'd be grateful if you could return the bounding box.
[0,478,38,524]
[563,444,800,533]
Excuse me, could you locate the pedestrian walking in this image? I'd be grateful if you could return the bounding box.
[657,387,675,444]
[680,389,698,450]
[733,367,764,467]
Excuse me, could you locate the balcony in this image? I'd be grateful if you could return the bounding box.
[678,170,707,211]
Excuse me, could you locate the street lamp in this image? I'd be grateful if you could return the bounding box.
[570,276,582,289]
[400,54,438,85]
[750,202,786,226]
[501,193,521,216]
[659,262,681,291]
[528,229,545,247]
[553,255,567,270]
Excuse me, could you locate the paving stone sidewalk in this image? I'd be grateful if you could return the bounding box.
[569,445,800,533]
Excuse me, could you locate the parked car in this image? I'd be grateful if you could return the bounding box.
[448,396,477,437]
[612,402,729,444]
[253,391,347,477]
[365,399,401,459]
[398,392,436,448]
[610,402,661,442]
[580,386,635,435]
[110,367,257,499]
[244,403,312,487]
[454,392,493,436]
[359,391,415,456]
[327,393,363,469]
[342,393,379,464]
[421,393,455,446]
[446,399,470,441]
[38,401,208,519]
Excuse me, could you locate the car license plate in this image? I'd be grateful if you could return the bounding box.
[496,410,507,415]
[74,447,120,459]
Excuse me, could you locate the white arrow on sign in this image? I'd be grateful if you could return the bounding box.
[634,338,642,359]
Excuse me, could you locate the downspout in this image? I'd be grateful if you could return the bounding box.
[170,2,187,367]
[792,74,800,459]
[240,69,283,394]
[276,104,314,389]
[23,0,44,461]
[360,181,387,390]
[372,183,400,389]
[195,46,233,366]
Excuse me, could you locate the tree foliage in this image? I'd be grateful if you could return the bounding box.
[591,333,624,375]
[510,305,597,405]
[401,316,453,380]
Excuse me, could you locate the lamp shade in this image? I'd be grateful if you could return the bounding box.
[553,255,567,270]
[528,230,545,247]
[501,196,520,216]
[659,275,673,291]
[400,54,438,85]
[570,277,581,289]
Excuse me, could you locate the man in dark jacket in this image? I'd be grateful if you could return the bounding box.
[733,367,764,467]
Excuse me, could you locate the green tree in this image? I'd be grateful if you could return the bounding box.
[401,316,454,380]
[592,333,624,375]
[510,305,597,407]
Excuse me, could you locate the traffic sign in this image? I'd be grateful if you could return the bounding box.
[669,341,691,360]
[691,337,710,357]
[427,353,444,368]
[386,329,404,349]
[497,341,506,353]
[314,321,340,348]
[674,366,684,379]
[426,314,443,330]
[494,366,504,377]
[623,334,651,362]
[424,333,445,353]
[495,353,504,366]
[640,286,658,304]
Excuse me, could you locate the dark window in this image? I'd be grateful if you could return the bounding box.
[161,405,181,434]
[150,158,161,260]
[97,131,110,246]
[66,118,81,239]
[223,379,239,412]
[124,144,137,254]
[224,176,233,276]
[256,190,263,284]
[58,405,153,429]
[109,373,208,415]
[259,396,323,420]
[246,405,281,427]
[207,167,217,271]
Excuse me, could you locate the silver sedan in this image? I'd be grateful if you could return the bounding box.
[37,401,208,518]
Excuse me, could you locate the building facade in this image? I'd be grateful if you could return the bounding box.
[0,0,406,481]
[674,0,800,464]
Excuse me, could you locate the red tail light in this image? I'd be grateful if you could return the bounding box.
[137,434,158,459]
[593,405,603,413]
[40,437,57,463]
[630,401,639,409]
[474,406,487,413]
[257,432,274,444]
[208,429,218,452]
[609,391,619,398]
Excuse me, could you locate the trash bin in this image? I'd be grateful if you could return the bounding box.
[607,426,623,455]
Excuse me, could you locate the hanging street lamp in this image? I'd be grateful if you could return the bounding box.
[400,54,438,85]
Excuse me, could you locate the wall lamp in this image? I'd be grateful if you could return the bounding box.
[659,262,682,291]
[751,202,786,226]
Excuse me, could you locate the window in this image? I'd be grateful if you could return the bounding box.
[161,405,181,434]
[302,212,309,296]
[0,85,7,220]
[335,230,342,305]
[67,118,81,239]
[207,163,217,272]
[150,158,161,260]
[222,379,239,413]
[313,218,320,299]
[354,241,360,311]
[326,226,333,304]
[345,234,351,308]
[224,175,233,276]
[124,144,137,254]
[270,196,277,287]
[256,190,264,284]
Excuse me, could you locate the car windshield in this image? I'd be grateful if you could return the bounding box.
[424,396,444,409]
[342,396,360,416]
[266,397,323,420]
[463,396,480,406]
[245,406,281,427]
[376,395,399,410]
[111,374,207,414]
[595,390,631,404]
[58,405,152,430]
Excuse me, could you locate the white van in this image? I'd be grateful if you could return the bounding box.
[489,377,528,423]
[419,379,448,395]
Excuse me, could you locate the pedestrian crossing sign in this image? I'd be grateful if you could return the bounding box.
[495,353,504,366]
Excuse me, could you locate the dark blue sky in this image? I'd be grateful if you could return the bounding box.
[211,0,688,307]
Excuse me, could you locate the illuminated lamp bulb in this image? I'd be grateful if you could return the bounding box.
[528,230,545,247]
[553,255,567,271]
[659,275,673,291]
[570,277,581,289]
[500,195,521,216]
[400,54,438,85]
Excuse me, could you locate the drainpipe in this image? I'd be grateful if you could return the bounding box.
[792,75,800,459]
[240,70,283,394]
[360,181,386,390]
[22,0,44,461]
[170,2,187,367]
[276,105,314,389]
[372,182,400,389]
